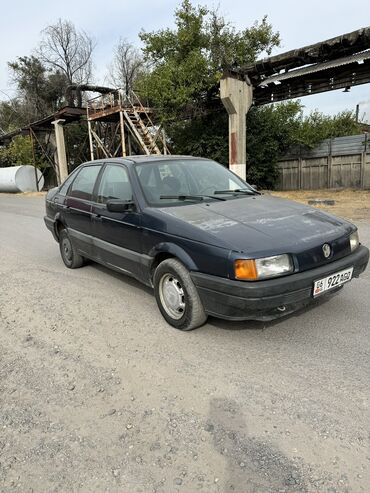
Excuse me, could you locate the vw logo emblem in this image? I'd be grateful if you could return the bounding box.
[322,243,331,258]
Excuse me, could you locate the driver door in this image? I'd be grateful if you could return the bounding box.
[91,163,142,278]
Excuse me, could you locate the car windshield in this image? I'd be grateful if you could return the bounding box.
[135,159,255,206]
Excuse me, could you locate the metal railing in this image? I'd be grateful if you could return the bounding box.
[86,89,170,155]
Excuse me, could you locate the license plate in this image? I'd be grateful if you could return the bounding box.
[313,267,353,297]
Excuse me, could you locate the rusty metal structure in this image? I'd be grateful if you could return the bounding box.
[221,26,370,177]
[86,89,170,160]
[0,106,86,186]
[0,88,169,186]
[229,26,370,105]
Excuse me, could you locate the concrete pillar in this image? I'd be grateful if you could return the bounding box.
[52,119,68,184]
[87,120,95,161]
[220,76,253,180]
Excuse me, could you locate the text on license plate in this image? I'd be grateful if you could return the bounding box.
[313,267,353,297]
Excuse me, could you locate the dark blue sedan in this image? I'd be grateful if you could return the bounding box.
[44,156,369,330]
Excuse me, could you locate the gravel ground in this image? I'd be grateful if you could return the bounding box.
[0,194,369,493]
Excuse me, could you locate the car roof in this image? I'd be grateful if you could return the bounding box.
[82,155,212,166]
[125,155,211,164]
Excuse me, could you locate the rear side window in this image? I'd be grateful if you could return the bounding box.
[97,165,132,203]
[68,165,101,201]
[59,171,78,196]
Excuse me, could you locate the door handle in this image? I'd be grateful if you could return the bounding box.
[91,212,102,220]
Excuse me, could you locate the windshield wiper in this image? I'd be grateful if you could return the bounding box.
[160,194,226,202]
[214,188,258,195]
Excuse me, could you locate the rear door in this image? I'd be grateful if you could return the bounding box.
[64,164,102,258]
[91,163,143,277]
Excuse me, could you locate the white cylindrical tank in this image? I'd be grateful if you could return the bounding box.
[0,165,44,193]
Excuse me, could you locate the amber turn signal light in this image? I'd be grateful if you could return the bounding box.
[234,259,258,280]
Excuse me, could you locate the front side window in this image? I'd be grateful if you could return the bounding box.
[97,165,132,204]
[67,165,101,201]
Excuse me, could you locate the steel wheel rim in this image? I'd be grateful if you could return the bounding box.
[62,237,72,263]
[159,273,186,320]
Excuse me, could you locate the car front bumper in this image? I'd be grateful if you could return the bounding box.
[190,245,369,321]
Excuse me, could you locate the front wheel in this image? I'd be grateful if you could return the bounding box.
[59,229,84,269]
[153,258,207,330]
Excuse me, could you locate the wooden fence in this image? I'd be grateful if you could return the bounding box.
[277,134,370,190]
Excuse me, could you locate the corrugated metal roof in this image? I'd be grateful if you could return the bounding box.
[259,50,370,86]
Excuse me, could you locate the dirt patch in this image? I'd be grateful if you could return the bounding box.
[21,191,47,197]
[270,189,370,221]
[0,192,47,197]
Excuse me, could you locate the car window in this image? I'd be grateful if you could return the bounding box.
[59,170,79,196]
[97,165,132,204]
[136,159,249,206]
[67,165,102,201]
[157,163,191,194]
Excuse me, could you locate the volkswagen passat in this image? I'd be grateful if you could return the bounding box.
[44,156,369,330]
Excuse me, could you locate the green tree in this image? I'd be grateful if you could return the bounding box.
[292,109,360,148]
[138,1,280,120]
[246,105,361,188]
[0,135,34,166]
[0,99,26,133]
[8,55,68,123]
[246,101,302,188]
[137,0,282,185]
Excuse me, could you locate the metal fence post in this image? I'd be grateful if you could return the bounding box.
[361,132,368,189]
[327,138,333,188]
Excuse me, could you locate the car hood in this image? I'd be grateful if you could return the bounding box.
[158,195,354,257]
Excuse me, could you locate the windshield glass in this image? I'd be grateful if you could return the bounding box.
[135,159,254,206]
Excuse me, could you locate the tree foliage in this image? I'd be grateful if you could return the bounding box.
[136,0,291,187]
[0,135,34,166]
[138,0,280,119]
[292,109,360,148]
[0,98,26,133]
[246,101,303,188]
[8,56,68,123]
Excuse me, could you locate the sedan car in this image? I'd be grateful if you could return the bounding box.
[44,156,369,330]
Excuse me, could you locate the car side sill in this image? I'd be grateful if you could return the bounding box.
[67,227,153,286]
[93,236,152,267]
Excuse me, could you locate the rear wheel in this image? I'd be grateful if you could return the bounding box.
[153,258,207,330]
[59,229,84,269]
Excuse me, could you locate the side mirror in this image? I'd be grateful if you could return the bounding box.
[250,184,258,191]
[106,199,136,213]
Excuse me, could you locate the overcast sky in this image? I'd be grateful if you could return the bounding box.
[1,0,369,121]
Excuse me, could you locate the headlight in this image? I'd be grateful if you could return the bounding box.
[234,254,293,280]
[350,231,359,252]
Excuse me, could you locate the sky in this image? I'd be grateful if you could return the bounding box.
[0,0,369,121]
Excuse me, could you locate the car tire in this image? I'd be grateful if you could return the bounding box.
[153,258,207,330]
[59,229,84,269]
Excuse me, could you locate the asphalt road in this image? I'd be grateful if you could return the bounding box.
[0,194,369,493]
